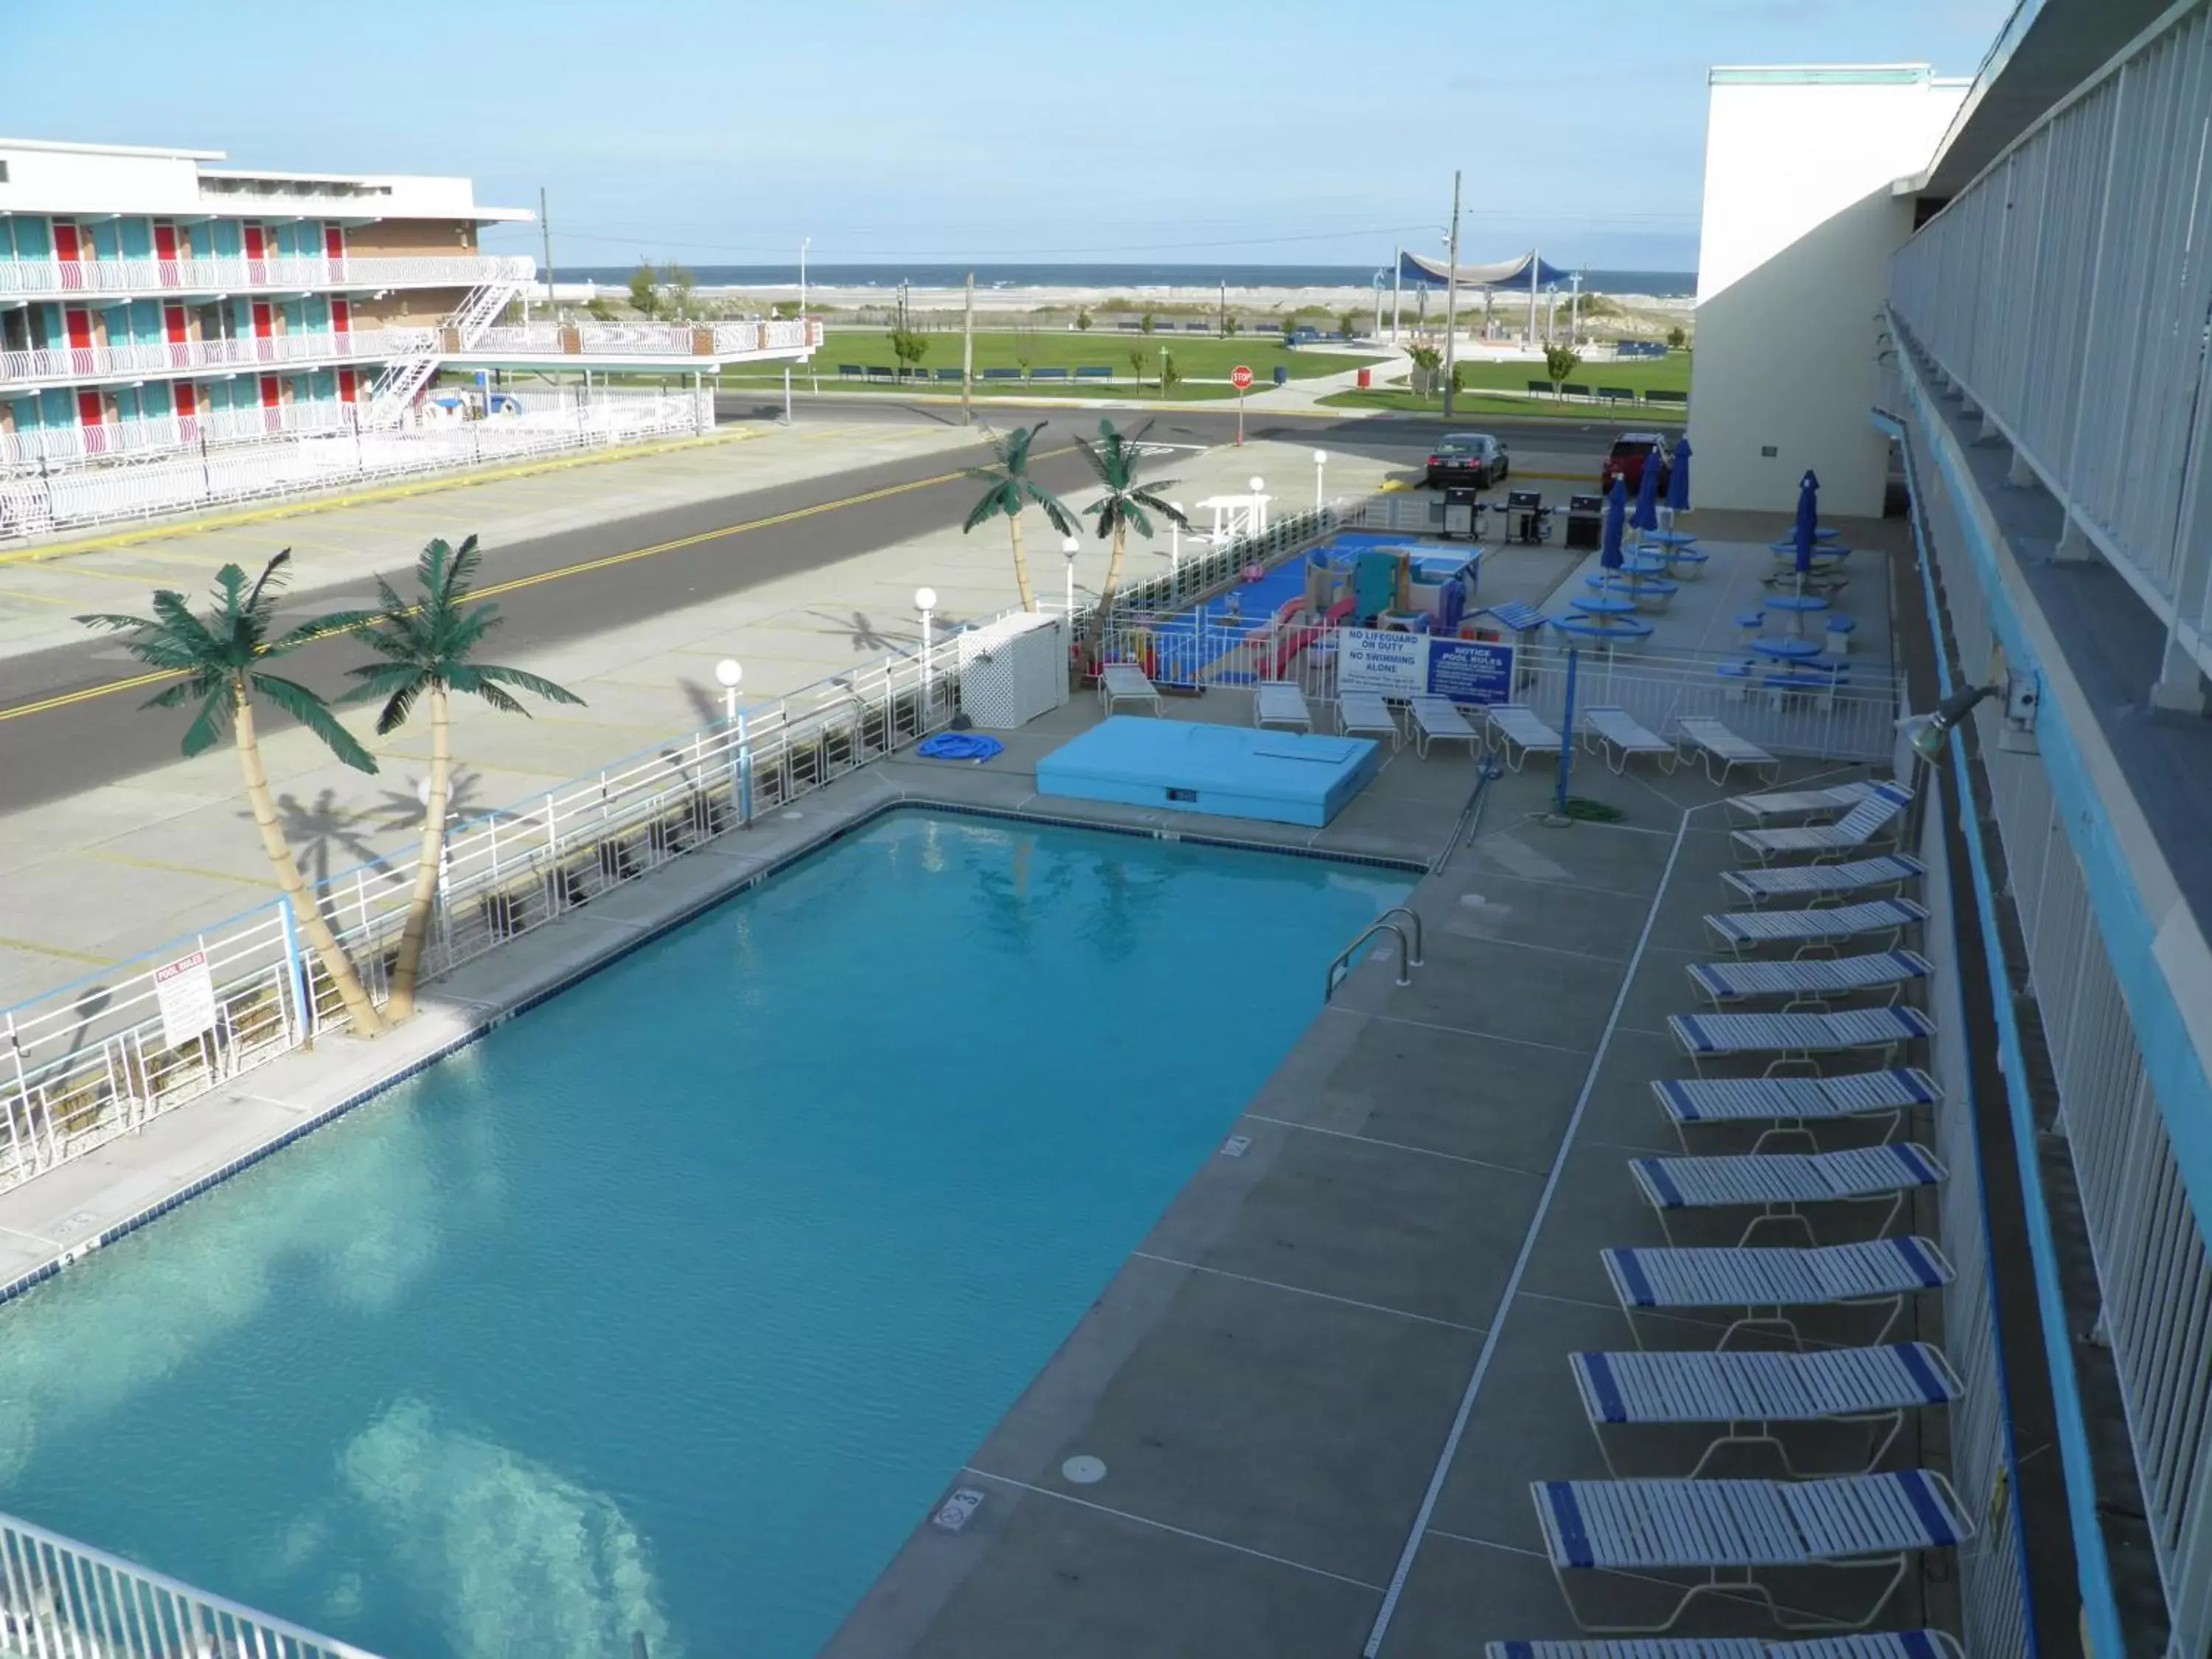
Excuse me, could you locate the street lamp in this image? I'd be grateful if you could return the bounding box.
[1061,535,1081,620]
[1312,448,1328,511]
[914,586,938,721]
[1248,476,1267,535]
[714,658,751,824]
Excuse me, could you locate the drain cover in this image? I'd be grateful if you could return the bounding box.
[1061,1455,1107,1485]
[1220,1135,1252,1158]
[931,1488,985,1531]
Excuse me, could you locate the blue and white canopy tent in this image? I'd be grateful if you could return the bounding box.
[1392,249,1578,339]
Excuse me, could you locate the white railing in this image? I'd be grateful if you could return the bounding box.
[0,504,1349,1201]
[0,327,436,389]
[362,278,522,428]
[462,319,824,359]
[0,252,535,302]
[722,318,822,355]
[0,388,704,543]
[1888,1,2212,682]
[2,401,362,470]
[0,1507,380,1659]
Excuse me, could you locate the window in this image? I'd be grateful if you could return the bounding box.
[0,160,10,183]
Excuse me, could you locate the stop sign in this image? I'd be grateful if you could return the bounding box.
[1230,364,1253,390]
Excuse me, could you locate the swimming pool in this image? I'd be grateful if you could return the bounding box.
[0,811,1411,1659]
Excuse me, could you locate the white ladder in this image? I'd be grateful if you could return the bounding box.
[361,275,524,428]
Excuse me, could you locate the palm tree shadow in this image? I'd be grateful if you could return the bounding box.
[261,787,403,889]
[807,609,899,654]
[678,678,722,730]
[364,768,495,835]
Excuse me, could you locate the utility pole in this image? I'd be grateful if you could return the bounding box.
[1219,278,1227,336]
[539,187,555,315]
[1391,245,1402,342]
[962,271,975,425]
[1441,170,1461,418]
[1571,268,1582,346]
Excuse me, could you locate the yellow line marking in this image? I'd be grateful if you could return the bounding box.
[0,445,1029,727]
[78,849,279,888]
[0,934,117,967]
[0,585,73,606]
[0,428,766,568]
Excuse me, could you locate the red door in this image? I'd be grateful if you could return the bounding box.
[173,380,199,439]
[65,307,94,374]
[336,367,358,403]
[322,224,345,276]
[153,221,180,284]
[54,223,87,290]
[163,304,189,366]
[251,302,274,363]
[330,297,351,334]
[243,223,268,283]
[77,389,108,453]
[260,374,282,431]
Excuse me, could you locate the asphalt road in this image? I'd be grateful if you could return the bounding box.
[0,400,1639,814]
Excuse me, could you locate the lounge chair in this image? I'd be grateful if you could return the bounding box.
[1487,1636,1964,1659]
[1705,900,1928,957]
[1733,785,1912,866]
[1687,952,1933,1009]
[1098,662,1163,717]
[1408,693,1481,759]
[1652,1069,1940,1154]
[1254,681,1312,733]
[1531,1471,1968,1634]
[1569,1343,1964,1479]
[1725,781,1881,825]
[1676,716,1779,785]
[1485,702,1563,770]
[1338,690,1401,748]
[1629,1144,1945,1245]
[1667,1007,1935,1077]
[1478,600,1552,640]
[1723,857,1924,905]
[1583,706,1678,773]
[1602,1236,1953,1349]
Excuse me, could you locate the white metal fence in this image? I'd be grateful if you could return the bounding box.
[1,327,434,391]
[0,252,534,302]
[1888,0,2212,683]
[0,1507,380,1659]
[0,388,707,543]
[2,400,361,471]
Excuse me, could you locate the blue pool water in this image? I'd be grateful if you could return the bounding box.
[0,812,1409,1659]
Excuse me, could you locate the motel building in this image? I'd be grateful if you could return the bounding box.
[0,136,820,540]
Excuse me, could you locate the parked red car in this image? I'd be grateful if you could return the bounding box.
[1599,432,1671,495]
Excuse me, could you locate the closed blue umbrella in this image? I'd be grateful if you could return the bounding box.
[1793,469,1820,576]
[1632,443,1661,538]
[1602,475,1627,570]
[1667,436,1692,513]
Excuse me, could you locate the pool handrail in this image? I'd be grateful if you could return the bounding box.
[1325,917,1418,1001]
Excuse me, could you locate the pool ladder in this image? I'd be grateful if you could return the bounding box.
[1324,905,1424,1001]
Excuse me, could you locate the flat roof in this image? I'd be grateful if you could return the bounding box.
[0,136,225,160]
[1708,63,1938,86]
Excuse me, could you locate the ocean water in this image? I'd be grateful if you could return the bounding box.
[0,812,1410,1659]
[566,262,1699,298]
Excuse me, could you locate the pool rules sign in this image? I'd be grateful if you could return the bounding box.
[154,949,218,1048]
[1338,628,1515,706]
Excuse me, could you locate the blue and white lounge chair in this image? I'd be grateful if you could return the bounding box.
[1725,780,1881,825]
[1723,858,1924,905]
[1604,1237,1952,1349]
[1530,1472,1969,1633]
[1338,690,1401,749]
[1688,953,1933,1009]
[1668,1008,1935,1076]
[1732,785,1912,865]
[1254,681,1312,733]
[1569,1343,1963,1478]
[1629,1144,1944,1245]
[1705,900,1928,957]
[1485,702,1563,770]
[1675,716,1779,785]
[1409,693,1482,759]
[1653,1069,1939,1154]
[1583,706,1679,773]
[1486,1635,1965,1659]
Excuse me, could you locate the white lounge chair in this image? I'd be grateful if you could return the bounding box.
[1652,1069,1940,1154]
[1629,1144,1945,1245]
[1688,952,1933,1009]
[1725,780,1881,826]
[1484,702,1563,771]
[1583,706,1679,773]
[1705,900,1928,957]
[1676,715,1779,785]
[1338,690,1401,749]
[1098,662,1162,717]
[1603,1236,1952,1349]
[1487,1634,1964,1659]
[1530,1471,1969,1634]
[1733,785,1913,865]
[1569,1343,1964,1478]
[1723,857,1924,905]
[1253,680,1312,732]
[1668,1007,1935,1076]
[1408,693,1481,759]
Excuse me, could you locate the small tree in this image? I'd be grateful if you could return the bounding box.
[1015,354,1032,383]
[664,262,696,319]
[627,261,659,318]
[585,296,616,322]
[889,327,931,378]
[1450,361,1467,394]
[1160,352,1183,396]
[1666,324,1688,352]
[1279,316,1298,346]
[1223,316,1241,338]
[771,299,801,320]
[1543,343,1582,390]
[1405,341,1442,398]
[1338,309,1359,341]
[1076,307,1093,332]
[1139,311,1156,335]
[1127,347,1146,386]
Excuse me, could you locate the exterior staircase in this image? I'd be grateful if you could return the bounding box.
[361,268,529,428]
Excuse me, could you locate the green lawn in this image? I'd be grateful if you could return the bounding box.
[1320,352,1691,419]
[720,329,1380,389]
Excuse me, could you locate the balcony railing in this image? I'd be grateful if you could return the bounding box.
[2,400,368,471]
[462,318,824,358]
[0,327,436,389]
[0,252,534,302]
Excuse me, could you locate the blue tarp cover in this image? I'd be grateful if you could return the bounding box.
[1397,249,1573,290]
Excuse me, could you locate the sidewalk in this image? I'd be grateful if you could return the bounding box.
[0,437,1399,1011]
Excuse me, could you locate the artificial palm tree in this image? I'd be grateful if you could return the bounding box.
[1075,418,1189,663]
[78,552,388,1037]
[343,535,583,1020]
[961,423,1073,612]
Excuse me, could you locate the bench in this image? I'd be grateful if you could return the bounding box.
[1075,366,1114,380]
[1527,378,1557,397]
[1559,382,1593,400]
[1597,386,1636,404]
[934,367,962,382]
[865,366,894,380]
[1030,366,1068,380]
[1646,388,1689,408]
[837,364,864,378]
[981,367,1020,381]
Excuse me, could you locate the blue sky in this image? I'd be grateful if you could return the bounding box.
[6,0,2012,273]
